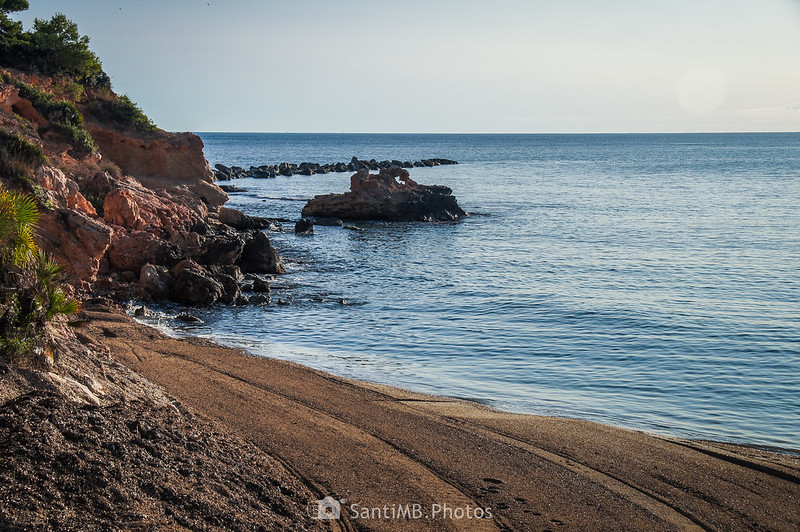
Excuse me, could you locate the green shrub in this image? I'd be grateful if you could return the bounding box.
[0,128,46,180]
[10,79,96,153]
[0,182,38,267]
[84,193,104,216]
[0,183,80,364]
[48,122,94,153]
[13,79,82,126]
[87,94,156,132]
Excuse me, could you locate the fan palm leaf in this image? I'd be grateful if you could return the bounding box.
[0,185,39,268]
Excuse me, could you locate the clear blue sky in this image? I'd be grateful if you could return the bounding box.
[13,0,800,133]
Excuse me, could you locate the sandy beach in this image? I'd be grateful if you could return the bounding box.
[79,303,800,531]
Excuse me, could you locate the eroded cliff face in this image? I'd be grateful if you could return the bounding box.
[0,69,282,303]
[87,125,227,211]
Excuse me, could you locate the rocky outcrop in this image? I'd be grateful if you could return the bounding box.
[34,166,96,216]
[36,209,113,286]
[195,234,244,266]
[103,185,207,233]
[1,71,288,308]
[206,265,244,304]
[107,230,182,274]
[86,125,227,212]
[302,167,466,222]
[136,264,174,300]
[212,157,458,180]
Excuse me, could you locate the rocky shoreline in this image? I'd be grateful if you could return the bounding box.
[213,156,457,180]
[3,62,799,532]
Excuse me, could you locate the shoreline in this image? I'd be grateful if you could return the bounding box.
[134,305,800,455]
[81,302,800,531]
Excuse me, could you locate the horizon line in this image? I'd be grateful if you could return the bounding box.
[186,130,800,136]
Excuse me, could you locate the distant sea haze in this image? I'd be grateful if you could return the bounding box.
[174,132,799,449]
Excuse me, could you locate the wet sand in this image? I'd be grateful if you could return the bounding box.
[83,304,800,531]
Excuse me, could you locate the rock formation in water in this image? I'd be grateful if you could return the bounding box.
[302,167,466,222]
[213,156,458,180]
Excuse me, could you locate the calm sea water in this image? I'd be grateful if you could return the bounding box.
[164,133,799,449]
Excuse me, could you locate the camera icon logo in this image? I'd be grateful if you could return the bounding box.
[311,496,342,520]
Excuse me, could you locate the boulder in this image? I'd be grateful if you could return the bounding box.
[206,264,244,284]
[103,185,207,233]
[195,234,245,265]
[34,166,97,216]
[107,230,182,273]
[236,231,285,274]
[218,184,247,193]
[214,163,232,179]
[36,209,114,285]
[214,273,241,304]
[301,167,466,222]
[206,265,245,304]
[137,264,174,300]
[217,206,273,230]
[219,207,254,230]
[103,188,142,229]
[251,276,270,293]
[278,163,294,177]
[294,218,314,235]
[249,294,270,305]
[170,259,224,306]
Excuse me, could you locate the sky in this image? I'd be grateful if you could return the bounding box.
[13,0,800,133]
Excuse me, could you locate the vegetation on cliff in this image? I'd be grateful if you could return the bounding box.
[7,76,95,152]
[0,0,156,146]
[0,1,286,313]
[0,181,79,363]
[0,1,109,89]
[0,127,44,183]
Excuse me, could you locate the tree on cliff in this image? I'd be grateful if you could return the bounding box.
[0,1,110,88]
[0,0,29,13]
[0,0,27,54]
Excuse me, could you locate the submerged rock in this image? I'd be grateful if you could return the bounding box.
[301,167,465,222]
[176,313,203,323]
[249,294,271,305]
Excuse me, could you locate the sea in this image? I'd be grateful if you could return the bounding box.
[150,133,799,450]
